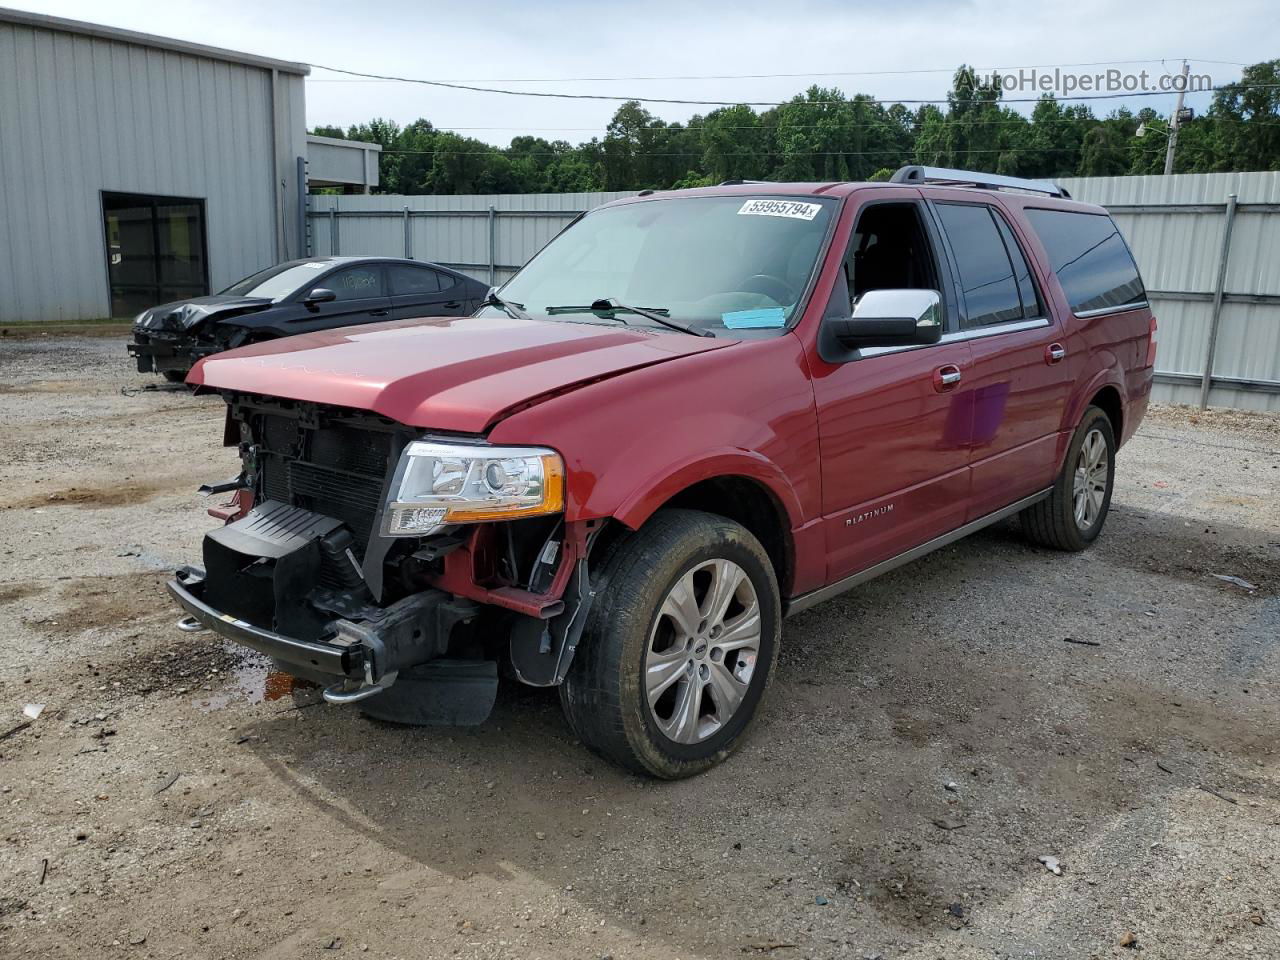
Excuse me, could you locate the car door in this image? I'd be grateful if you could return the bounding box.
[386,263,471,320]
[808,194,974,584]
[293,263,391,332]
[927,197,1072,520]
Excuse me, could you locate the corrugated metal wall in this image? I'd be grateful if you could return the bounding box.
[310,175,1280,411]
[0,16,307,322]
[273,69,308,264]
[308,192,638,286]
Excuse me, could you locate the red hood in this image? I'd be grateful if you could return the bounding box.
[189,314,734,433]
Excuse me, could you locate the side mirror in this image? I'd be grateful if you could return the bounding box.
[303,287,337,308]
[828,289,943,349]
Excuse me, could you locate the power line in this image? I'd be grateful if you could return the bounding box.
[308,57,1248,85]
[354,116,1280,134]
[380,146,1124,158]
[309,62,1268,107]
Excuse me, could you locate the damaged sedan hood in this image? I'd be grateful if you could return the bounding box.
[189,314,734,433]
[135,295,273,332]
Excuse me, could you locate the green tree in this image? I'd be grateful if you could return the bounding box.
[313,57,1280,195]
[425,131,493,194]
[1079,123,1131,176]
[1206,59,1280,171]
[701,104,764,182]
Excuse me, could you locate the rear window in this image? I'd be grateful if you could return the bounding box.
[388,264,442,295]
[1025,209,1146,314]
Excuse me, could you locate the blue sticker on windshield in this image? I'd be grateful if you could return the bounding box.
[721,307,786,329]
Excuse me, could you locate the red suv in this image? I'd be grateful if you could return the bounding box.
[170,166,1154,778]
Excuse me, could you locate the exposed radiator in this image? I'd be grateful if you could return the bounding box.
[254,414,392,556]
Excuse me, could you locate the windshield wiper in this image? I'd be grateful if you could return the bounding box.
[545,298,712,337]
[482,291,533,321]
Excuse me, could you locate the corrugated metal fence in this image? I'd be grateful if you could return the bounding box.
[1061,173,1280,412]
[307,192,636,287]
[308,173,1280,412]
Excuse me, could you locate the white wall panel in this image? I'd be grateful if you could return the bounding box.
[0,14,307,322]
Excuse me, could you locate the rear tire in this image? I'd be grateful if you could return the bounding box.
[162,369,188,383]
[1020,405,1116,551]
[559,509,781,779]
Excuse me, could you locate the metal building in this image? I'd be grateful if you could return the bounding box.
[0,7,310,323]
[306,134,381,194]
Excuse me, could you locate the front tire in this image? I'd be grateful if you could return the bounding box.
[560,509,781,779]
[1020,405,1116,551]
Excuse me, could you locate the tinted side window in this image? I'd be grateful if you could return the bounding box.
[1024,209,1146,314]
[320,266,384,301]
[992,213,1042,318]
[435,269,459,292]
[388,264,441,296]
[935,203,1024,329]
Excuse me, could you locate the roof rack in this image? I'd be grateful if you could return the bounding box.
[718,179,772,186]
[889,165,1070,199]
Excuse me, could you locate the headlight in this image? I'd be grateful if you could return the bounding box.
[383,441,565,536]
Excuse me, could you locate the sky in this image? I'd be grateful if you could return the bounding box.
[16,0,1277,146]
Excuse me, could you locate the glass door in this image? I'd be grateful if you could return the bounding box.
[102,192,209,318]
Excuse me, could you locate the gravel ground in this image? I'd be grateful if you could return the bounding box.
[1,335,1278,960]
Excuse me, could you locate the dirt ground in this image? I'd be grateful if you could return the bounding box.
[1,335,1278,960]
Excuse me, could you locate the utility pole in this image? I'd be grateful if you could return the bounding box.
[1164,60,1189,176]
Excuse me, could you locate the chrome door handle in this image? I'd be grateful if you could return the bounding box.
[933,365,963,392]
[1046,343,1066,363]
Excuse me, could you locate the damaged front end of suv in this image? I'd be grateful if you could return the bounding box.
[170,393,601,726]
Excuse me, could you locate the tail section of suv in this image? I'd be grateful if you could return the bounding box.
[165,167,1153,777]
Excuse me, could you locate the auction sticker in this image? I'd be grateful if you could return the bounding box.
[737,199,823,220]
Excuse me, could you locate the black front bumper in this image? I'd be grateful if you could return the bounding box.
[128,332,207,374]
[169,500,478,689]
[169,566,359,679]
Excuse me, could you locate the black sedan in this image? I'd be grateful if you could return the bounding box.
[128,256,489,381]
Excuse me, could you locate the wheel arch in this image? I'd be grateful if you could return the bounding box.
[610,459,801,598]
[1058,365,1127,471]
[1087,383,1124,443]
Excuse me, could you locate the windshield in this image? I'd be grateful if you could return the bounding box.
[495,195,836,335]
[220,261,334,300]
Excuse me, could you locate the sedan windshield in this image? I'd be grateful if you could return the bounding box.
[220,261,334,300]
[495,196,836,335]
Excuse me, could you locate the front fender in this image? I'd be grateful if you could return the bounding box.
[485,332,821,532]
[612,447,806,533]
[485,335,822,596]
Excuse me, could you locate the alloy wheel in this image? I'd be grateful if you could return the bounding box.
[1072,427,1109,530]
[644,558,761,744]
